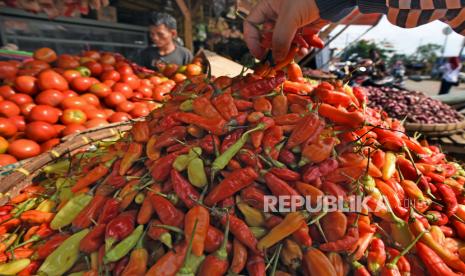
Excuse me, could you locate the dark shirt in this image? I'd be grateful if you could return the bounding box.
[138,45,193,68]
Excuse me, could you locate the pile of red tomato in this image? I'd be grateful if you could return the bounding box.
[0,48,203,166]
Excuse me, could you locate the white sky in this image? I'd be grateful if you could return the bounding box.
[329,16,465,56]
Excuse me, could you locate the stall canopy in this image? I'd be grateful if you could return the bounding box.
[339,9,382,26]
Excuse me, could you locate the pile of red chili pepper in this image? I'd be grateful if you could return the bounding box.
[0,59,465,276]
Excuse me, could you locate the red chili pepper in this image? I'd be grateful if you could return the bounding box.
[150,150,186,182]
[20,210,54,225]
[241,186,266,210]
[199,134,220,155]
[152,113,181,134]
[171,169,200,209]
[105,210,137,251]
[119,142,143,176]
[353,86,368,105]
[97,198,120,225]
[72,195,108,229]
[221,129,243,153]
[246,253,266,276]
[269,167,300,182]
[286,113,324,149]
[114,256,129,276]
[234,99,254,111]
[263,126,284,158]
[273,113,301,125]
[272,94,289,116]
[105,160,126,189]
[442,163,457,178]
[322,181,347,198]
[426,211,449,226]
[80,223,106,253]
[318,103,364,129]
[149,186,185,227]
[264,171,300,198]
[146,242,188,276]
[319,225,359,252]
[204,167,258,206]
[416,242,458,275]
[279,149,297,165]
[231,239,248,274]
[0,206,13,216]
[437,183,458,217]
[302,165,321,185]
[314,87,353,107]
[237,149,262,170]
[71,158,114,192]
[292,222,312,247]
[239,71,286,98]
[153,126,187,150]
[193,95,223,121]
[375,179,408,217]
[204,225,225,253]
[367,237,386,274]
[198,216,229,276]
[184,205,210,257]
[287,62,304,83]
[211,92,239,121]
[33,233,70,260]
[172,112,227,135]
[453,219,465,239]
[219,213,259,254]
[353,261,371,276]
[396,156,420,181]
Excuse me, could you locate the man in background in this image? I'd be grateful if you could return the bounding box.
[139,12,193,68]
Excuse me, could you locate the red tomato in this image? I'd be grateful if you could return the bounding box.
[100,54,116,65]
[20,103,35,116]
[83,51,101,60]
[102,64,115,72]
[116,101,135,113]
[37,69,69,91]
[132,92,144,100]
[0,137,8,154]
[163,64,179,77]
[25,121,58,142]
[84,108,107,120]
[61,97,86,110]
[164,79,176,89]
[112,82,133,98]
[14,76,38,94]
[71,77,93,92]
[121,74,140,90]
[61,109,87,125]
[150,76,163,86]
[8,93,33,106]
[84,61,103,76]
[35,89,64,107]
[172,73,187,83]
[116,64,133,75]
[146,101,162,111]
[62,70,81,82]
[40,138,60,153]
[33,48,57,63]
[104,92,126,107]
[103,80,116,87]
[89,83,111,98]
[9,115,26,132]
[61,123,86,136]
[101,70,120,82]
[22,60,50,71]
[0,61,18,79]
[140,79,153,87]
[0,85,15,99]
[109,112,132,123]
[0,101,20,117]
[130,102,150,117]
[0,154,17,167]
[62,90,79,99]
[80,93,100,107]
[103,109,114,118]
[28,105,59,123]
[136,85,153,98]
[53,124,66,135]
[17,68,41,77]
[0,118,17,137]
[84,118,109,129]
[8,139,41,160]
[56,54,79,69]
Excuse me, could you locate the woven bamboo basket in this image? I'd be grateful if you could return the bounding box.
[403,119,465,137]
[0,120,137,206]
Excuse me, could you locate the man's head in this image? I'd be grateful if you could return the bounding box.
[150,12,177,49]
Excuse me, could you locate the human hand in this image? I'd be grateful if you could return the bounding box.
[243,0,327,61]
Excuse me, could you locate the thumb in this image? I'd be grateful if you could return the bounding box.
[272,10,300,62]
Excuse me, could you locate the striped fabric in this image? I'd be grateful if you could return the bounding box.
[316,0,465,35]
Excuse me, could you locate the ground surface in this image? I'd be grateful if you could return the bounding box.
[404,79,465,97]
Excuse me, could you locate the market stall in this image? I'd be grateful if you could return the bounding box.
[0,1,465,276]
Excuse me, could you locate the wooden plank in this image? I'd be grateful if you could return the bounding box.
[175,0,193,51]
[449,133,465,145]
[201,50,252,77]
[440,136,454,144]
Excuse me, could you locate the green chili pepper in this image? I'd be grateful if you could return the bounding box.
[0,259,31,275]
[173,147,202,172]
[180,99,194,111]
[12,198,38,216]
[43,160,71,175]
[104,225,144,264]
[176,220,199,276]
[67,272,85,276]
[250,227,268,239]
[187,158,207,188]
[134,192,145,204]
[38,229,89,276]
[211,123,264,174]
[56,178,73,201]
[50,193,92,230]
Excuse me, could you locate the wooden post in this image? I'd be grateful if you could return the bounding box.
[175,0,193,51]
